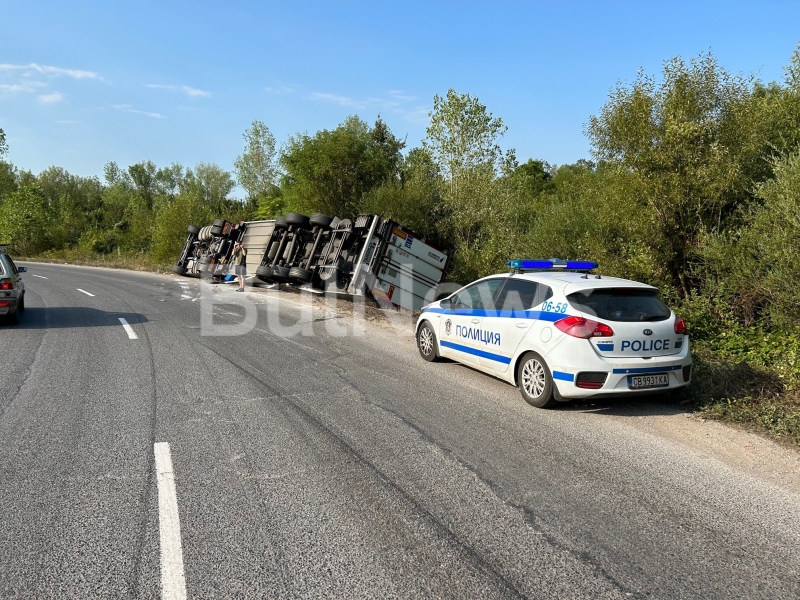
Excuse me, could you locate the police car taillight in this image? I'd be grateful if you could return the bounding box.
[555,316,614,338]
[0,278,12,290]
[674,316,687,335]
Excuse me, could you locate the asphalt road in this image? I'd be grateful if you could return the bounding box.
[1,263,798,599]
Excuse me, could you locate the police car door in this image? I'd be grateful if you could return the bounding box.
[439,278,504,366]
[480,278,548,373]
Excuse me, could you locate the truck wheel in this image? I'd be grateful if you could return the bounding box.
[210,222,225,236]
[517,352,556,408]
[417,322,439,362]
[172,263,187,275]
[285,212,311,228]
[255,265,273,282]
[309,213,333,229]
[289,267,313,282]
[187,225,200,235]
[272,266,290,280]
[274,216,288,229]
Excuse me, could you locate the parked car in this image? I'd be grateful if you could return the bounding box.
[415,259,691,408]
[0,246,26,325]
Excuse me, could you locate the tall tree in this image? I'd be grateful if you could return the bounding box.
[281,116,404,218]
[423,89,512,280]
[234,120,280,209]
[586,52,758,298]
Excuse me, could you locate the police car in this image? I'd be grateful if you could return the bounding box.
[415,259,691,408]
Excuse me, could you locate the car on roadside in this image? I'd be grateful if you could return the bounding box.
[415,259,691,408]
[0,246,26,325]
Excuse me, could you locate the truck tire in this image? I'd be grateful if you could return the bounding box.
[285,212,311,228]
[187,225,200,235]
[309,213,333,229]
[289,267,313,283]
[272,266,290,280]
[255,265,273,281]
[210,219,226,236]
[172,263,187,275]
[274,216,288,229]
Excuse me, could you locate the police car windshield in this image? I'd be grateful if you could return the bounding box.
[567,288,671,322]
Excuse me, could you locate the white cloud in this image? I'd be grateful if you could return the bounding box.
[0,81,47,93]
[113,104,166,119]
[309,92,366,109]
[39,92,65,104]
[265,83,301,95]
[0,63,102,80]
[308,89,430,124]
[145,84,210,98]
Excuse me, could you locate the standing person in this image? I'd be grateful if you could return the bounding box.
[232,240,247,291]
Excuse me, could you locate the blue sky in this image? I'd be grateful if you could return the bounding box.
[2,0,800,186]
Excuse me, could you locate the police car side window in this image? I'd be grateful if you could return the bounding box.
[6,257,18,274]
[453,279,503,310]
[495,280,536,311]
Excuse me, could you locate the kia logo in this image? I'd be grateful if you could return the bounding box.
[643,329,653,336]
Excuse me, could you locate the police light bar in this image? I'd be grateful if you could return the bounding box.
[506,259,598,271]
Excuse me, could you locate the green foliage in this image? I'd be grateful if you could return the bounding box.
[0,182,50,255]
[0,127,7,158]
[151,192,214,262]
[586,53,762,298]
[281,116,404,218]
[234,120,280,210]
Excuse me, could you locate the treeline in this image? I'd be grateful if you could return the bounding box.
[2,47,800,334]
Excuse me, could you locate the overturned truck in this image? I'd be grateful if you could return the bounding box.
[172,213,449,312]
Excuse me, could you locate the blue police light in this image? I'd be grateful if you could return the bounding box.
[506,259,598,271]
[506,260,553,269]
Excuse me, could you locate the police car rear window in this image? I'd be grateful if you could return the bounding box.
[567,288,671,322]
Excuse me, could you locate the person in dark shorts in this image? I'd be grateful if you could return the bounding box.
[232,241,247,291]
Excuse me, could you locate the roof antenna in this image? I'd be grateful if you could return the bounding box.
[595,273,602,279]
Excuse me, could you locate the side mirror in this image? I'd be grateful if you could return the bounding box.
[439,297,452,309]
[18,267,27,273]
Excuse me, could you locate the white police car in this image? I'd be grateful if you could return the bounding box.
[415,259,691,408]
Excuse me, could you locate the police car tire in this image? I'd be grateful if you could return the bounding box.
[417,322,440,362]
[172,263,187,275]
[187,225,201,236]
[517,352,556,408]
[18,294,25,313]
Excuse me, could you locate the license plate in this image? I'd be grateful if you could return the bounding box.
[628,373,669,389]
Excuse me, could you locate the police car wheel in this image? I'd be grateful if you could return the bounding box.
[517,352,556,408]
[417,322,439,362]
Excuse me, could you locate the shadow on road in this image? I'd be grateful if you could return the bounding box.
[555,392,693,417]
[12,307,149,330]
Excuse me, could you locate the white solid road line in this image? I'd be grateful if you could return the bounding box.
[31,274,48,279]
[76,288,95,297]
[154,442,188,600]
[118,318,139,340]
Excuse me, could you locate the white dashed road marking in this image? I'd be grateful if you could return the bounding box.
[31,274,48,279]
[76,288,95,297]
[118,318,138,340]
[154,442,187,600]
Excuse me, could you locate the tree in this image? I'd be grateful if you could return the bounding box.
[586,52,758,298]
[234,120,280,209]
[423,89,512,280]
[0,182,50,255]
[0,128,7,158]
[181,162,236,209]
[281,116,404,218]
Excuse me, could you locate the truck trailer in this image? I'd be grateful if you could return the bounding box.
[172,213,449,312]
